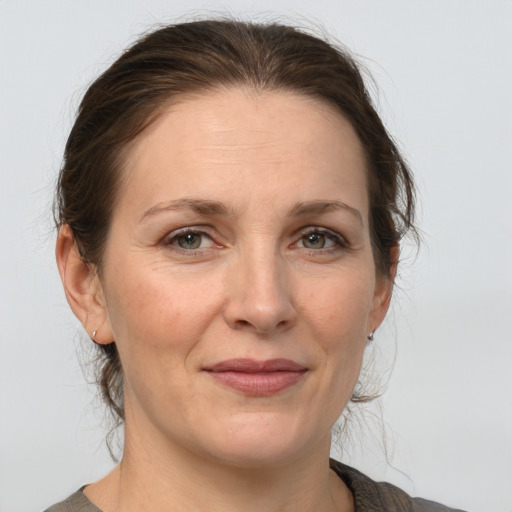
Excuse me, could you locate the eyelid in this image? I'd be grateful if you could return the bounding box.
[161,225,347,253]
[163,226,219,250]
[294,226,348,250]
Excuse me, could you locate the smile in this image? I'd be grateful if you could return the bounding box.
[203,358,308,396]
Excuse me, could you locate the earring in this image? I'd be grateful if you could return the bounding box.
[367,331,374,342]
[92,330,97,339]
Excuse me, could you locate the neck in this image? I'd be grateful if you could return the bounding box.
[85,417,353,512]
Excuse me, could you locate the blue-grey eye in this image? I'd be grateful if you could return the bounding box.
[177,232,202,249]
[302,232,327,249]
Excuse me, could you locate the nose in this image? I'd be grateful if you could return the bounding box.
[222,247,297,335]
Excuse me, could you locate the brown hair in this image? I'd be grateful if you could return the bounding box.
[55,19,417,427]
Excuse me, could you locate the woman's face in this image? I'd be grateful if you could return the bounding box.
[96,88,392,466]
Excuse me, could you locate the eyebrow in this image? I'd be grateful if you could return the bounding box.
[140,198,362,224]
[290,200,363,224]
[140,198,230,222]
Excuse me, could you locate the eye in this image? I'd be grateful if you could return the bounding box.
[295,228,346,251]
[301,232,332,249]
[165,229,216,251]
[176,232,203,250]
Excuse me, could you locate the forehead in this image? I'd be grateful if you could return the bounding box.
[130,87,364,156]
[117,87,369,220]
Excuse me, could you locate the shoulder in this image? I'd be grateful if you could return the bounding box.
[44,488,102,512]
[329,459,467,512]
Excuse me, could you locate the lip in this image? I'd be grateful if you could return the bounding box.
[203,358,308,396]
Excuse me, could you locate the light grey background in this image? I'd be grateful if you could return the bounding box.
[1,1,511,511]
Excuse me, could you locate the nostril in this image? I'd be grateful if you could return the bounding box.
[234,320,251,329]
[234,319,271,334]
[232,318,290,334]
[223,280,297,334]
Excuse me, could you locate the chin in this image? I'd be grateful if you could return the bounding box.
[197,412,323,468]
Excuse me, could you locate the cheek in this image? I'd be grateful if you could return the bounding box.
[103,261,222,372]
[298,270,374,398]
[103,266,226,424]
[300,269,375,343]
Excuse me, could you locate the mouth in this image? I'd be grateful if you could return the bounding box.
[203,358,308,396]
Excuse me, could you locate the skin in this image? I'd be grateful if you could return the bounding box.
[57,88,395,512]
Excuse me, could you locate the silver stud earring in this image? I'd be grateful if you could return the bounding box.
[367,331,374,342]
[92,330,97,338]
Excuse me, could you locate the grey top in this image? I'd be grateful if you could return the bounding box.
[44,459,467,512]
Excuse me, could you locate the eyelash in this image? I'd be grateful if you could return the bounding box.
[163,227,217,255]
[296,227,348,254]
[162,226,348,256]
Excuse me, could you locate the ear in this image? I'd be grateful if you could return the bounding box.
[368,245,398,334]
[55,225,113,344]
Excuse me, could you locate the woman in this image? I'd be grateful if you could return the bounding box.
[48,19,465,512]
